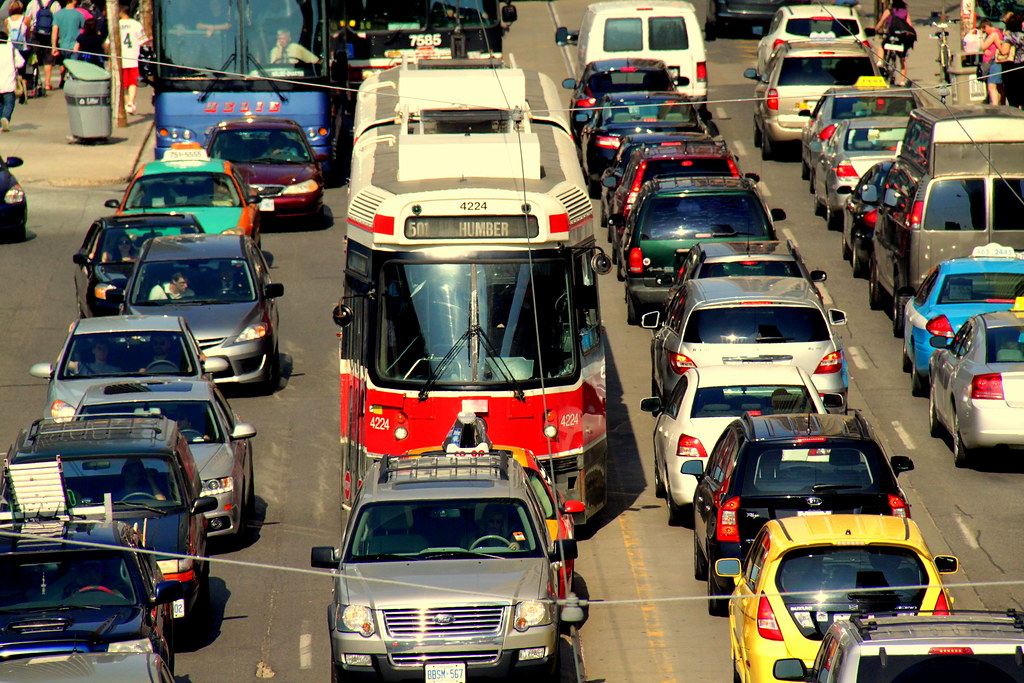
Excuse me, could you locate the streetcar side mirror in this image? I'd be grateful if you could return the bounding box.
[501,2,517,24]
[591,251,612,275]
[332,303,353,328]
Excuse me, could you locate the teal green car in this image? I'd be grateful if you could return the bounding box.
[617,176,785,324]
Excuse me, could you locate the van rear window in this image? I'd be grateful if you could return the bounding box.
[682,305,830,343]
[638,194,771,240]
[855,655,1022,683]
[923,178,985,231]
[778,57,874,87]
[994,178,1024,230]
[604,17,643,52]
[587,70,673,95]
[649,17,689,50]
[784,18,860,38]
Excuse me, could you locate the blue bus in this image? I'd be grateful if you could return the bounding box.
[150,0,347,169]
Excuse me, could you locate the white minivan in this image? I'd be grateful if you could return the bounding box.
[556,1,709,108]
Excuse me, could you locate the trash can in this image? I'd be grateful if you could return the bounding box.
[63,59,111,141]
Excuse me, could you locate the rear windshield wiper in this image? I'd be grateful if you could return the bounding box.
[811,484,863,491]
[756,335,794,342]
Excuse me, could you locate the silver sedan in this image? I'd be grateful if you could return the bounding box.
[640,364,833,525]
[929,310,1024,468]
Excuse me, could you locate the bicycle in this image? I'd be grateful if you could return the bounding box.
[929,13,959,89]
[881,32,910,85]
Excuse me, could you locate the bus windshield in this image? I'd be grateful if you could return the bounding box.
[377,260,577,385]
[345,0,500,30]
[155,0,326,80]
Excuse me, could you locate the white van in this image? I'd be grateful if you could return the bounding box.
[556,1,709,108]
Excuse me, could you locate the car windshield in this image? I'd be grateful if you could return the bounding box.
[129,258,256,305]
[843,126,905,152]
[343,0,499,30]
[587,69,672,96]
[638,194,771,240]
[854,653,1023,682]
[124,173,241,210]
[691,384,816,418]
[986,324,1024,364]
[79,400,222,444]
[377,260,577,384]
[62,455,184,509]
[698,259,801,278]
[642,158,734,181]
[778,57,875,87]
[833,94,915,118]
[59,332,197,379]
[936,272,1024,305]
[776,546,928,640]
[99,224,202,264]
[784,17,861,38]
[683,305,830,343]
[209,129,313,164]
[744,444,881,494]
[606,101,697,126]
[0,551,138,609]
[346,499,542,561]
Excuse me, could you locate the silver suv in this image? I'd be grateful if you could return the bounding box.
[311,452,576,682]
[775,611,1024,682]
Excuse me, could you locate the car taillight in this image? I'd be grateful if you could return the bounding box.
[862,40,872,49]
[595,135,621,150]
[772,38,785,52]
[819,123,837,141]
[888,494,909,518]
[929,646,971,655]
[576,96,597,107]
[925,315,955,338]
[696,61,707,82]
[669,352,696,374]
[767,88,779,111]
[836,162,858,178]
[815,350,843,374]
[630,162,647,194]
[863,208,877,227]
[933,591,950,616]
[727,157,740,177]
[970,373,1004,400]
[716,496,740,543]
[909,200,924,229]
[629,247,644,273]
[676,434,707,458]
[757,594,784,641]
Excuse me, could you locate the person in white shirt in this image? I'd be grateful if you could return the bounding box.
[267,29,318,65]
[115,5,147,113]
[0,31,24,131]
[148,271,195,300]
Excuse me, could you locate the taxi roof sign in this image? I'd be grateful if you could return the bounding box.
[1012,296,1024,312]
[163,142,209,163]
[971,242,1021,259]
[853,76,888,89]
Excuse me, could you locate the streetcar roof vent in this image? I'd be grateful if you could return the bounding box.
[392,68,529,117]
[398,133,542,182]
[558,185,594,227]
[348,189,390,228]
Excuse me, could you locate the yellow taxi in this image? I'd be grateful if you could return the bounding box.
[108,143,261,244]
[714,514,958,683]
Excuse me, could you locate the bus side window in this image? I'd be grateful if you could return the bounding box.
[575,255,601,351]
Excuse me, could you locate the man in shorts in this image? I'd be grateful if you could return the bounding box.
[50,0,82,86]
[117,4,147,114]
[26,0,61,90]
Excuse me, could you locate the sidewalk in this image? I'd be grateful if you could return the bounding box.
[1,80,155,187]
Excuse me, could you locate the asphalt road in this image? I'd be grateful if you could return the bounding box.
[0,2,1018,682]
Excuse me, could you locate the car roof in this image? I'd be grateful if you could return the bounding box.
[585,57,669,72]
[141,233,248,260]
[211,116,304,132]
[976,310,1024,329]
[139,158,229,176]
[78,378,219,405]
[694,240,795,260]
[98,213,202,229]
[837,115,912,129]
[361,454,532,504]
[0,520,128,555]
[937,256,1024,273]
[778,39,873,56]
[689,364,812,387]
[648,175,755,193]
[779,3,859,18]
[633,140,731,160]
[72,315,185,335]
[603,92,693,105]
[13,416,180,460]
[587,0,697,15]
[689,275,817,303]
[765,514,925,550]
[848,612,1024,643]
[743,412,868,441]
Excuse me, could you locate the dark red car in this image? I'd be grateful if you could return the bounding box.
[205,117,324,222]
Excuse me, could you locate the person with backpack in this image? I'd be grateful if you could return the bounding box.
[5,2,31,102]
[875,0,916,86]
[26,0,58,91]
[51,0,82,88]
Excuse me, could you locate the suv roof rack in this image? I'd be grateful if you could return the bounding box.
[379,453,511,484]
[851,609,1024,637]
[24,415,168,448]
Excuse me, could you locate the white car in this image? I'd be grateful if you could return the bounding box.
[640,365,836,525]
[756,5,871,75]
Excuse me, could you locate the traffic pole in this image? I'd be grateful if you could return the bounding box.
[106,0,125,128]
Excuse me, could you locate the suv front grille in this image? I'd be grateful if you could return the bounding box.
[391,650,501,667]
[383,606,504,638]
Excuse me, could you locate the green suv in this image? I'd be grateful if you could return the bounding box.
[617,176,785,324]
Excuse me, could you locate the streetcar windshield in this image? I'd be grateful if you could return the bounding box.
[344,0,501,30]
[155,0,326,80]
[377,261,577,384]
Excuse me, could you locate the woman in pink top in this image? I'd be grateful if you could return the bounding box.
[980,19,1006,105]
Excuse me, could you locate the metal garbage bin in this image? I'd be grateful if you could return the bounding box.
[63,59,111,141]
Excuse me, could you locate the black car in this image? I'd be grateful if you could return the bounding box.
[562,58,679,140]
[0,520,181,668]
[681,412,915,616]
[579,92,717,196]
[72,214,204,317]
[842,160,892,279]
[4,416,217,625]
[0,154,26,243]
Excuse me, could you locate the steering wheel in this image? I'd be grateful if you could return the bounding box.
[180,428,205,442]
[145,359,180,373]
[118,491,157,503]
[470,535,511,550]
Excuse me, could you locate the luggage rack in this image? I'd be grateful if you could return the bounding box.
[379,453,511,484]
[0,458,109,523]
[25,415,166,447]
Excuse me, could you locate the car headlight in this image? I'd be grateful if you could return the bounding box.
[222,226,244,235]
[282,179,320,195]
[514,600,553,632]
[157,557,194,577]
[202,477,234,496]
[339,605,375,637]
[4,183,24,204]
[234,323,269,343]
[50,400,75,422]
[94,283,117,300]
[108,638,154,654]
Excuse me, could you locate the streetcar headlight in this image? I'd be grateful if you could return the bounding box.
[394,426,409,441]
[340,605,375,636]
[543,424,558,439]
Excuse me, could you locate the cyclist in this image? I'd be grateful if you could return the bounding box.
[875,0,916,86]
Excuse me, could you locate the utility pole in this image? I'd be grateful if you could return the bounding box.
[106,0,125,128]
[139,0,153,40]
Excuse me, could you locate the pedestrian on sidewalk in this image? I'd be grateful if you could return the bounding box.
[26,0,59,91]
[0,31,26,131]
[50,0,82,88]
[1000,12,1024,108]
[979,19,1006,105]
[5,2,32,103]
[73,16,103,66]
[116,4,148,115]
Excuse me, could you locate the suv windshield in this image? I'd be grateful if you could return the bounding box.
[638,193,771,240]
[777,546,928,640]
[346,500,543,561]
[744,443,881,494]
[683,305,830,343]
[62,455,184,509]
[691,384,815,418]
[0,551,138,609]
[778,57,875,87]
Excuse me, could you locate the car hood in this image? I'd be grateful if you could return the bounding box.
[0,606,147,645]
[190,442,235,478]
[338,558,548,608]
[111,509,188,555]
[121,207,242,234]
[234,163,318,187]
[131,301,261,341]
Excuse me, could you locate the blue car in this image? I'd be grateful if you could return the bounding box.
[901,249,1024,395]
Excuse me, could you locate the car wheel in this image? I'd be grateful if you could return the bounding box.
[626,294,639,325]
[654,456,666,499]
[841,233,852,261]
[826,205,842,231]
[693,531,708,581]
[929,388,945,438]
[245,457,256,519]
[953,414,973,468]
[801,158,809,180]
[911,368,928,397]
[616,258,625,282]
[868,256,886,310]
[753,120,762,148]
[667,493,685,527]
[707,556,730,617]
[330,659,340,683]
[902,340,912,373]
[760,132,773,161]
[892,292,909,338]
[611,243,619,264]
[851,243,868,279]
[807,170,816,196]
[813,192,825,218]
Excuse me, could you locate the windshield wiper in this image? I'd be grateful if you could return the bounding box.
[756,335,794,342]
[249,157,301,165]
[354,554,422,562]
[113,501,169,516]
[198,52,237,103]
[0,605,102,613]
[244,51,288,103]
[418,550,503,560]
[475,326,525,402]
[811,484,863,491]
[417,325,526,402]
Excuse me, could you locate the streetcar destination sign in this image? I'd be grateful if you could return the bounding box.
[405,216,539,239]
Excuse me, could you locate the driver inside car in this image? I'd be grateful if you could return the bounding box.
[473,504,526,550]
[139,334,183,373]
[63,559,128,600]
[116,460,168,502]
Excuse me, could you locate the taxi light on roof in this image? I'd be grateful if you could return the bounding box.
[971,242,1019,259]
[1012,296,1024,312]
[163,143,209,162]
[854,75,888,89]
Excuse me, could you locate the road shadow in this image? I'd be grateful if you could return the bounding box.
[174,575,229,652]
[261,205,334,234]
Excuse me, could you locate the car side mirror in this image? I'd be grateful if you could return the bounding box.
[192,496,218,514]
[104,199,120,209]
[602,175,619,188]
[248,194,261,204]
[890,455,915,475]
[798,109,812,117]
[828,309,847,325]
[29,362,53,379]
[551,538,578,562]
[865,27,877,37]
[561,77,577,90]
[311,545,340,569]
[743,68,759,80]
[555,27,576,45]
[500,2,517,23]
[264,282,285,298]
[810,269,827,283]
[72,253,89,266]
[675,76,690,87]
[821,393,845,410]
[640,310,661,329]
[706,120,721,138]
[680,459,704,477]
[773,659,810,682]
[771,208,787,221]
[105,289,124,304]
[5,156,22,168]
[934,555,959,574]
[152,579,184,605]
[202,356,231,374]
[231,422,257,440]
[836,185,853,195]
[639,396,662,415]
[883,188,899,208]
[562,499,585,516]
[745,172,761,183]
[715,558,741,578]
[929,335,951,349]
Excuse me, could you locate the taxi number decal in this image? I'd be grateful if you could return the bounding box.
[369,416,390,431]
[459,201,487,210]
[410,34,442,48]
[560,413,579,427]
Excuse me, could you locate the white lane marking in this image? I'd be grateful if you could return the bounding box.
[955,514,980,550]
[781,227,799,248]
[891,420,917,451]
[299,632,313,670]
[547,3,575,77]
[847,346,868,370]
[733,140,748,156]
[715,106,730,120]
